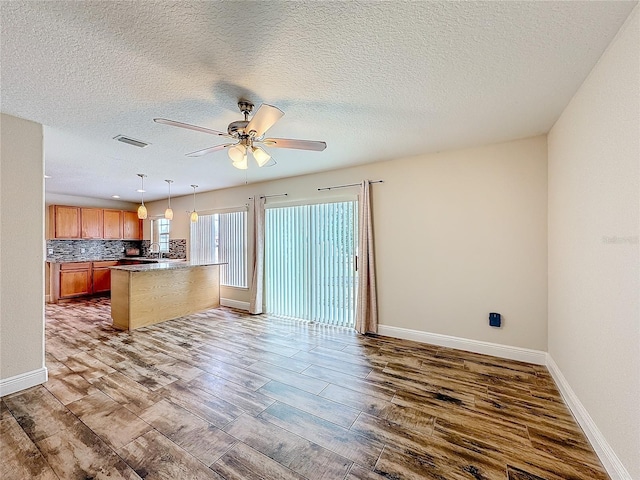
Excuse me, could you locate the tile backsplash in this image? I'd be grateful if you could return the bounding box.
[46,239,188,262]
[141,239,187,259]
[46,240,142,262]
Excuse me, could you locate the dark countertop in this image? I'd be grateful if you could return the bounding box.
[110,261,224,272]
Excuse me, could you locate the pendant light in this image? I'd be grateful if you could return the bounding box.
[164,179,174,220]
[190,184,199,223]
[137,173,147,219]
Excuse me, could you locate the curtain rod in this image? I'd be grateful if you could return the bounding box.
[249,193,288,200]
[184,204,248,214]
[317,180,383,191]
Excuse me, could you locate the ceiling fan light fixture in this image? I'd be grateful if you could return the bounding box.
[228,144,246,163]
[252,146,271,167]
[232,156,248,170]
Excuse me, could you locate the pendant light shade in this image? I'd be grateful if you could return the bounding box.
[190,184,198,223]
[164,179,174,220]
[137,174,148,219]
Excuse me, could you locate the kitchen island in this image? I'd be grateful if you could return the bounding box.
[110,261,224,330]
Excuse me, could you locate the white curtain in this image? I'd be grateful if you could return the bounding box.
[249,197,266,314]
[355,180,378,334]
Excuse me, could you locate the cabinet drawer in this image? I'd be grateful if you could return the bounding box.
[60,262,91,270]
[93,261,118,268]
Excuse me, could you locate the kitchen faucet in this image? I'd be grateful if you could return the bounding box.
[149,242,163,259]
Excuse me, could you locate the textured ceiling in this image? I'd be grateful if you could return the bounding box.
[1,1,637,202]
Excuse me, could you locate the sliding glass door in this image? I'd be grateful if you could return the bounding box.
[265,200,357,328]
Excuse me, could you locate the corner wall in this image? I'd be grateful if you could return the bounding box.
[147,135,548,354]
[0,113,47,395]
[548,5,640,478]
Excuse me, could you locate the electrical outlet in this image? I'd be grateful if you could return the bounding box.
[48,248,53,255]
[81,248,86,253]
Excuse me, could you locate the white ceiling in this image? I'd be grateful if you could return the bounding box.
[1,1,636,202]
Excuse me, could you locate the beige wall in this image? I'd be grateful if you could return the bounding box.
[548,5,639,478]
[148,135,548,351]
[0,113,45,381]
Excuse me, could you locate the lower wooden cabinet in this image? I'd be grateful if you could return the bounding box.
[53,261,119,301]
[59,262,92,298]
[92,261,118,293]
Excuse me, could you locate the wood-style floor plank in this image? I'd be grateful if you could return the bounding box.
[0,297,610,480]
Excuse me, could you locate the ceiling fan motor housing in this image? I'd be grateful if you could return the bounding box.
[227,120,250,136]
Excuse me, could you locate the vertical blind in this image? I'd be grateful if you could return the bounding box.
[265,200,357,328]
[190,211,247,288]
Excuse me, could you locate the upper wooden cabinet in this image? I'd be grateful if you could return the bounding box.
[81,208,103,239]
[49,205,81,239]
[103,210,123,239]
[123,211,142,240]
[49,205,141,240]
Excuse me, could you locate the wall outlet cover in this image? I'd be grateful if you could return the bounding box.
[489,312,501,327]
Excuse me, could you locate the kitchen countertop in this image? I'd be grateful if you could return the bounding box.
[110,261,225,272]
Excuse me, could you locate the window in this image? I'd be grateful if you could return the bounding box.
[151,218,170,252]
[265,200,358,328]
[190,211,247,288]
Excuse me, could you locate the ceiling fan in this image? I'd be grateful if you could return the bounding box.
[154,101,327,170]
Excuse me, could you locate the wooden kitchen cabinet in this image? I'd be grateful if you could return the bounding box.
[81,208,103,239]
[92,260,118,293]
[123,211,142,240]
[103,210,123,239]
[59,262,91,298]
[49,205,81,239]
[49,205,141,240]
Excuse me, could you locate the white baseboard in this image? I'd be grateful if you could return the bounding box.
[0,367,48,397]
[377,325,547,365]
[546,355,632,480]
[220,298,250,311]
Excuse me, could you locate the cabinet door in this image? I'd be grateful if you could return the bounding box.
[103,210,123,239]
[59,270,91,298]
[53,206,80,238]
[123,211,142,240]
[92,268,111,293]
[81,208,103,239]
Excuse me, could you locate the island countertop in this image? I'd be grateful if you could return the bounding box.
[110,261,224,272]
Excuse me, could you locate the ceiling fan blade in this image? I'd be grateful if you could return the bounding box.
[261,138,327,151]
[186,143,235,157]
[245,104,284,137]
[154,118,231,137]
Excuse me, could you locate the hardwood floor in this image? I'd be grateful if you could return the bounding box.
[1,297,607,480]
